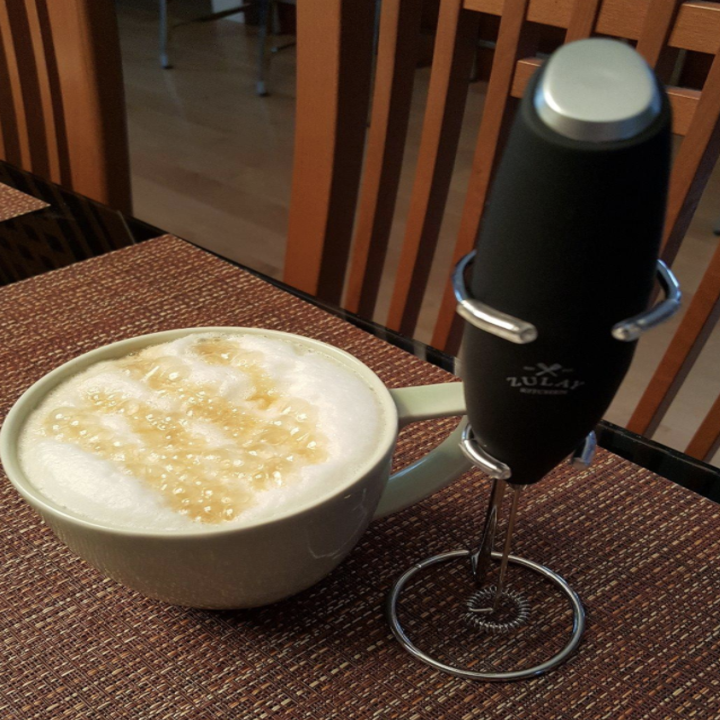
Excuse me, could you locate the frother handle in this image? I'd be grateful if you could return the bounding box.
[373,384,471,519]
[460,43,672,485]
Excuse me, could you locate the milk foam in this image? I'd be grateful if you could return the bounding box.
[19,333,385,531]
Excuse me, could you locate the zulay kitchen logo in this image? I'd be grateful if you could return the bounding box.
[506,363,585,395]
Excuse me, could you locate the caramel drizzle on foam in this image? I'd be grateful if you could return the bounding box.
[42,337,328,524]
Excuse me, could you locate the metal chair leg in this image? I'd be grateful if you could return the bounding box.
[160,0,172,69]
[271,41,296,53]
[256,0,271,96]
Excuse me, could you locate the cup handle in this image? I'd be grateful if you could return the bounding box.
[373,383,471,519]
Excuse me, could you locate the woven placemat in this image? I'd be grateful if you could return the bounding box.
[1,235,719,719]
[0,182,49,222]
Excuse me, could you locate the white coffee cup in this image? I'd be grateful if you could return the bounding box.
[0,327,470,608]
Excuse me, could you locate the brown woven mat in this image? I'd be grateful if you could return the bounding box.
[0,182,49,222]
[1,235,719,719]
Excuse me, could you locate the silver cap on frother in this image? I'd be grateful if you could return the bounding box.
[535,38,661,142]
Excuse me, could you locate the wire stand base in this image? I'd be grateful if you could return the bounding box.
[386,549,586,681]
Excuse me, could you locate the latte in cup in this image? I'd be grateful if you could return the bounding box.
[18,333,384,532]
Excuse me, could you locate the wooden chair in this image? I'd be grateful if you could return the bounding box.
[285,0,720,462]
[0,0,132,214]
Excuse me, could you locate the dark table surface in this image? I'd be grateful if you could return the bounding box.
[1,159,718,502]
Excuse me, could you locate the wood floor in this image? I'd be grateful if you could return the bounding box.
[117,0,720,466]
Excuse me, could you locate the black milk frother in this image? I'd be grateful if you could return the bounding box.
[387,38,681,680]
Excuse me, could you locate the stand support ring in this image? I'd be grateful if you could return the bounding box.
[386,548,585,681]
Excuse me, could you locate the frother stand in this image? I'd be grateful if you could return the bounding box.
[386,249,681,681]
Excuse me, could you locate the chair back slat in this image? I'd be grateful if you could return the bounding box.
[636,0,682,66]
[669,1,720,55]
[623,18,720,439]
[44,0,132,213]
[344,0,422,318]
[0,22,20,164]
[0,1,31,169]
[564,0,602,42]
[430,0,529,350]
[284,0,375,304]
[662,51,720,266]
[25,0,71,188]
[384,0,481,336]
[628,238,720,436]
[464,0,649,37]
[0,0,131,212]
[6,0,52,177]
[686,391,720,461]
[670,88,702,135]
[40,2,72,189]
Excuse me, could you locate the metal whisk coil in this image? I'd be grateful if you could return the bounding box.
[466,586,530,634]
